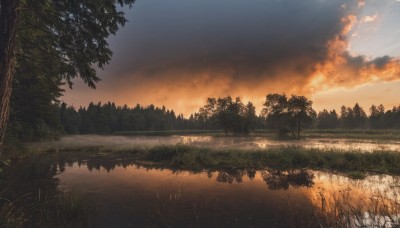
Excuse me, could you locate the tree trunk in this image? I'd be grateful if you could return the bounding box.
[0,0,20,155]
[297,116,300,140]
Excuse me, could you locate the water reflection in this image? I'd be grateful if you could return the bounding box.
[2,154,399,227]
[261,170,315,190]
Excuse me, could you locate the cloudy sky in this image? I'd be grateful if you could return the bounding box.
[62,0,400,116]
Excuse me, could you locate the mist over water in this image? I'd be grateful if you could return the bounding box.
[32,135,400,152]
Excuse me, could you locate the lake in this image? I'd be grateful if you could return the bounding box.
[4,135,400,227]
[4,153,399,227]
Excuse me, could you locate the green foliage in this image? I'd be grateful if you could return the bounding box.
[6,0,135,143]
[17,0,135,88]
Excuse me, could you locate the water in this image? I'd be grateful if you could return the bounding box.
[13,135,400,226]
[56,160,400,227]
[3,154,400,227]
[34,135,400,152]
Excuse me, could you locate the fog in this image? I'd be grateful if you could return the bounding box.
[30,135,400,152]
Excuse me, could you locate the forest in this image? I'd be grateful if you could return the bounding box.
[6,89,400,143]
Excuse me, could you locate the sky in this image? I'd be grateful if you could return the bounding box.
[62,0,400,116]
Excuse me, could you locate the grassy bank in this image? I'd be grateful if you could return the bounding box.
[141,145,400,176]
[10,144,398,178]
[301,129,400,140]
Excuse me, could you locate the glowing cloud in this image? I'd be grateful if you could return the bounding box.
[361,13,378,23]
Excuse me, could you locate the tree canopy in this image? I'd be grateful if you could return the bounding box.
[198,96,258,135]
[0,0,135,153]
[263,94,315,139]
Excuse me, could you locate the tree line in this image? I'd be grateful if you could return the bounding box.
[6,92,400,144]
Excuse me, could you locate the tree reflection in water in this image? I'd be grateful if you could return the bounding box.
[261,169,315,190]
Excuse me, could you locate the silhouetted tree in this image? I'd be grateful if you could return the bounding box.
[369,104,385,129]
[339,103,367,129]
[317,109,339,129]
[262,94,290,136]
[263,94,315,139]
[287,95,315,139]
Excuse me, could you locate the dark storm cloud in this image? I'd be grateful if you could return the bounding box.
[106,0,356,86]
[371,56,392,69]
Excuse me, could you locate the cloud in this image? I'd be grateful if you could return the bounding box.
[108,0,353,93]
[308,12,400,91]
[361,13,378,23]
[63,0,400,115]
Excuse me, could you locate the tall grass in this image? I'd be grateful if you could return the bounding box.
[0,188,92,227]
[0,192,28,227]
[313,187,400,227]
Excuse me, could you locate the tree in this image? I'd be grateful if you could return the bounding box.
[197,96,257,135]
[317,109,339,129]
[0,0,20,152]
[215,96,233,134]
[370,104,385,129]
[287,95,314,140]
[262,93,289,135]
[0,0,135,153]
[262,93,314,139]
[243,102,257,134]
[352,103,367,128]
[340,106,354,128]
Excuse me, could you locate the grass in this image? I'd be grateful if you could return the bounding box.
[0,188,92,228]
[313,186,400,227]
[140,145,400,176]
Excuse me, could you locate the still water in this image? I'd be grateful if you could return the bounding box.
[3,152,399,227]
[51,158,400,227]
[35,135,400,152]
